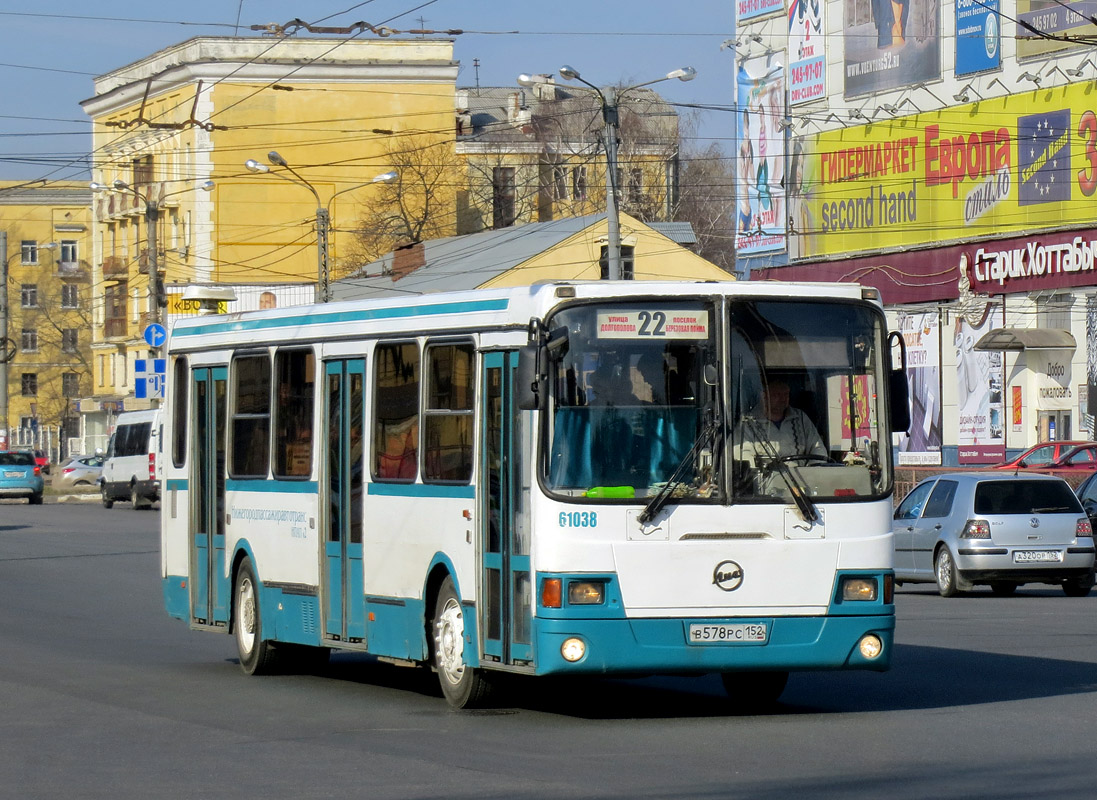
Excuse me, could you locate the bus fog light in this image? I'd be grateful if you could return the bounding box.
[561,637,586,662]
[859,634,883,660]
[841,577,878,601]
[567,581,605,605]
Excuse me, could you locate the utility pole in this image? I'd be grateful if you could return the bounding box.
[316,206,331,303]
[601,86,623,281]
[0,230,9,443]
[146,201,162,325]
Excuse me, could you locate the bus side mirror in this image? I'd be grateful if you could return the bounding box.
[887,331,910,434]
[516,344,545,410]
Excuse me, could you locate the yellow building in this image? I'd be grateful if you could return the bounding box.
[333,212,731,301]
[454,79,682,234]
[79,36,459,427]
[0,183,92,458]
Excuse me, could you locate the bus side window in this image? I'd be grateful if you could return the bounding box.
[373,342,420,481]
[423,342,474,483]
[231,354,271,478]
[273,349,315,478]
[171,356,187,468]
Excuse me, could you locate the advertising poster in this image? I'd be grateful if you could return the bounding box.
[735,54,787,256]
[1017,0,1094,58]
[738,0,785,23]
[955,0,1000,75]
[956,308,1005,464]
[1088,294,1097,418]
[1012,385,1022,432]
[843,0,941,96]
[789,0,825,105]
[896,311,943,464]
[789,83,1097,260]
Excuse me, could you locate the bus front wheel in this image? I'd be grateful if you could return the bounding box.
[432,576,493,708]
[234,557,279,675]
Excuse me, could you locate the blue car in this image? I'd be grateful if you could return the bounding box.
[0,451,44,504]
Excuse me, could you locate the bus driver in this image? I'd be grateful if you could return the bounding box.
[734,378,826,467]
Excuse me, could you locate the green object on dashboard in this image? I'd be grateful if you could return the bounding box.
[584,486,635,498]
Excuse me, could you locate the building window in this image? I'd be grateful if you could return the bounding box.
[553,164,569,200]
[573,166,588,201]
[599,244,636,280]
[62,373,80,398]
[59,239,78,266]
[21,284,37,308]
[492,166,516,229]
[21,373,37,397]
[61,284,78,308]
[62,329,78,353]
[133,155,153,186]
[21,329,37,352]
[21,241,38,265]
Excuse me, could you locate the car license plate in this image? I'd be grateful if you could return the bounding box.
[688,622,768,645]
[1013,550,1063,563]
[4,471,22,478]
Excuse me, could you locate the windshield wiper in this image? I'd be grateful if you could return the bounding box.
[638,420,717,524]
[741,416,819,524]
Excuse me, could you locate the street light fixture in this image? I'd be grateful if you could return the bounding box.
[519,64,696,280]
[245,154,398,302]
[90,179,214,327]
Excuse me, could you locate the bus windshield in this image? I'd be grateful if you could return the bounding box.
[543,302,719,501]
[728,299,891,503]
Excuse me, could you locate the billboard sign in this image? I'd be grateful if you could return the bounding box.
[956,0,1000,75]
[789,0,825,105]
[736,54,787,256]
[843,0,941,96]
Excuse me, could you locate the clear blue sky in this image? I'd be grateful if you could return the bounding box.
[0,0,735,183]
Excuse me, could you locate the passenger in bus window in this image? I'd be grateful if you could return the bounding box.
[734,378,826,466]
[632,352,667,405]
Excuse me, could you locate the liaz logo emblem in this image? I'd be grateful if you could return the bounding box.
[712,560,744,592]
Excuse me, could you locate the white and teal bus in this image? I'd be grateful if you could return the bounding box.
[161,280,909,708]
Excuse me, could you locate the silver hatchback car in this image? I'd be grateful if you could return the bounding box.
[893,472,1096,597]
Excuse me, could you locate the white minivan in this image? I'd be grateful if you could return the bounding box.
[101,409,161,509]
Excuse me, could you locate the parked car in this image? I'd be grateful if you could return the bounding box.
[0,450,44,504]
[1074,470,1097,526]
[991,440,1094,470]
[101,410,161,509]
[1039,443,1097,472]
[893,472,1095,597]
[31,449,50,475]
[53,454,105,490]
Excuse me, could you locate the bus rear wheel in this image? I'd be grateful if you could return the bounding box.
[234,557,280,675]
[721,671,789,712]
[432,576,493,708]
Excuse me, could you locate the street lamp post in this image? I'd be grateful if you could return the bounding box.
[91,179,214,326]
[245,151,398,303]
[518,65,696,280]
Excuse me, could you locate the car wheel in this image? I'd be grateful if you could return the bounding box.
[234,557,281,675]
[1062,576,1093,597]
[721,671,789,712]
[935,546,961,597]
[990,582,1017,596]
[130,483,149,510]
[101,483,113,509]
[74,480,90,487]
[432,575,493,708]
[28,493,43,505]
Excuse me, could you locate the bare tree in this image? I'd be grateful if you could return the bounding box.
[344,135,459,274]
[674,140,737,273]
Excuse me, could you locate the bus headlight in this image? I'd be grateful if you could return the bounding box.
[840,577,878,601]
[858,634,883,660]
[561,637,586,662]
[567,580,605,605]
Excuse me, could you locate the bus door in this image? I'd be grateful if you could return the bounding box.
[191,366,229,627]
[480,352,533,666]
[321,359,366,643]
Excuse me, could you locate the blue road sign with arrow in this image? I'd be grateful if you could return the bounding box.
[144,323,167,348]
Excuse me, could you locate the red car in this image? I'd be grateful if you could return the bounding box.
[25,449,50,475]
[992,440,1094,470]
[1040,443,1097,472]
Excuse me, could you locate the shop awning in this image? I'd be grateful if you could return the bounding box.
[973,328,1076,351]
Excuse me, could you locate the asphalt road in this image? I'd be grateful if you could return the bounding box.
[2,500,1096,799]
